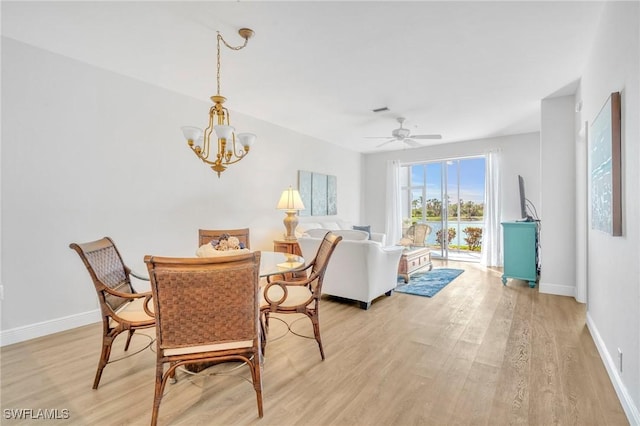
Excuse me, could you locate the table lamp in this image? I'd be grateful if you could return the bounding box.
[277,186,305,241]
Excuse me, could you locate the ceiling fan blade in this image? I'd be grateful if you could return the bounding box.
[404,139,423,147]
[364,136,394,139]
[376,139,396,148]
[410,134,442,140]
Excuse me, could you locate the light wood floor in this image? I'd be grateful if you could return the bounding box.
[1,260,628,425]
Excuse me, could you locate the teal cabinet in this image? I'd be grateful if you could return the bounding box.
[501,221,538,288]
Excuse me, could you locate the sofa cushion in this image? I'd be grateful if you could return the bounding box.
[335,229,370,241]
[320,221,341,230]
[296,222,323,237]
[305,228,332,238]
[337,220,353,230]
[306,228,369,241]
[353,225,372,239]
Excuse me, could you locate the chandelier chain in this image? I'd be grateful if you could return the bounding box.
[216,32,250,96]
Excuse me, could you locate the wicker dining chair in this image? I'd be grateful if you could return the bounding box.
[260,231,342,360]
[198,228,250,249]
[145,251,263,425]
[69,237,155,389]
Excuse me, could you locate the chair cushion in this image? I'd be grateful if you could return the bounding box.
[398,237,414,246]
[109,296,154,328]
[163,340,253,356]
[260,285,313,309]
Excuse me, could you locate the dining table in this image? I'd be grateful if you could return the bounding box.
[258,251,305,278]
[194,243,304,277]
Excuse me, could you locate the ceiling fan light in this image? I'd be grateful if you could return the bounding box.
[366,116,442,149]
[393,128,410,138]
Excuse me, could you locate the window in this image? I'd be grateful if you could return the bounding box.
[400,156,485,261]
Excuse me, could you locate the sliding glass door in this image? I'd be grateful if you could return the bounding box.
[401,156,486,262]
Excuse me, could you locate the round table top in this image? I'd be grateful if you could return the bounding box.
[193,245,304,278]
[259,251,305,277]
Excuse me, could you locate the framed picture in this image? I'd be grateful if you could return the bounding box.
[590,91,622,236]
[298,170,337,217]
[327,175,337,215]
[311,172,328,215]
[298,171,312,217]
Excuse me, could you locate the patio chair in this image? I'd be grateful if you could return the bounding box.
[69,237,155,389]
[405,223,431,247]
[145,251,263,425]
[260,231,342,360]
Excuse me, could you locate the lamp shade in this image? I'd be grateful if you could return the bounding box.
[237,133,256,148]
[194,135,204,150]
[214,125,235,140]
[181,126,203,142]
[277,187,305,211]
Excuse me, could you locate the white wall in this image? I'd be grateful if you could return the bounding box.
[0,38,362,344]
[578,2,639,422]
[540,95,576,297]
[362,132,541,243]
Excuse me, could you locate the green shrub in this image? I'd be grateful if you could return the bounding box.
[463,227,483,251]
[435,228,456,246]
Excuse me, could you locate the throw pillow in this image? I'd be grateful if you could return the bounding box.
[352,225,371,239]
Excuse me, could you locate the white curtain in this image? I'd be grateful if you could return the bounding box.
[481,150,502,266]
[385,159,402,247]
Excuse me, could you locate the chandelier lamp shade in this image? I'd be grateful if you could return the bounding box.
[277,187,306,241]
[181,28,256,177]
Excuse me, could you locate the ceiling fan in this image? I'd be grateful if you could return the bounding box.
[365,117,442,147]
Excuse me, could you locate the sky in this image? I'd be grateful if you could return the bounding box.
[410,157,486,204]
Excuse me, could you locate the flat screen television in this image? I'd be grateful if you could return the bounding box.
[518,175,533,221]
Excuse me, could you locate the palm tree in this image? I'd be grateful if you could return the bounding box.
[411,195,423,220]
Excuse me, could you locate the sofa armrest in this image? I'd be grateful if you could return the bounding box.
[381,245,404,254]
[370,232,386,246]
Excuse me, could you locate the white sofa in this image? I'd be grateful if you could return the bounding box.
[298,229,404,310]
[296,220,386,246]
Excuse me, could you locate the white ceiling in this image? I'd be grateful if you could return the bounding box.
[2,1,604,153]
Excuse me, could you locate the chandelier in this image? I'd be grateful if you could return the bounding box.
[181,28,256,177]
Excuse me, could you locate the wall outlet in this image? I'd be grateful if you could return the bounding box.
[618,348,623,373]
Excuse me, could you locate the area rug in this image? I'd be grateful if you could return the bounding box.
[396,268,464,297]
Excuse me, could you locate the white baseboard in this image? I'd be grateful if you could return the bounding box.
[587,312,640,426]
[0,309,100,347]
[539,281,576,297]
